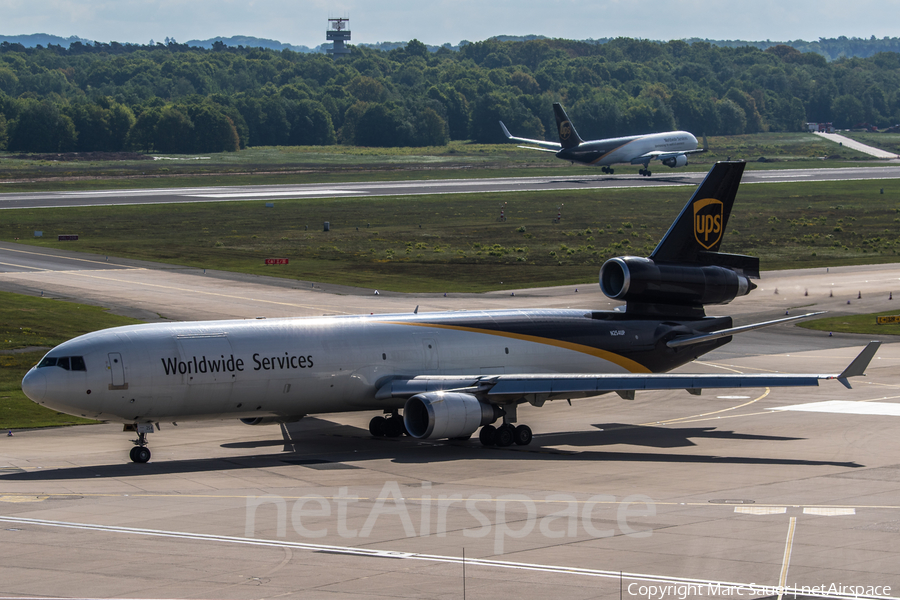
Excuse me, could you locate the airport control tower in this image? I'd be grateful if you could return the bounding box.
[326,18,351,58]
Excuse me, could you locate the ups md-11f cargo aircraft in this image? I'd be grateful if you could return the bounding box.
[501,102,707,176]
[22,162,878,463]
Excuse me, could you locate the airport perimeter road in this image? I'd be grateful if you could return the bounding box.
[2,165,900,209]
[813,131,900,159]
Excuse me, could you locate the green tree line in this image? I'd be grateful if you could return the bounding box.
[1,37,899,154]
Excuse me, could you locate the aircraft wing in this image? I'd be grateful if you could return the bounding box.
[639,148,707,161]
[499,120,561,150]
[376,342,881,402]
[639,135,710,161]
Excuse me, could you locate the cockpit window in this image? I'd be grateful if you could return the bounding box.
[37,356,86,371]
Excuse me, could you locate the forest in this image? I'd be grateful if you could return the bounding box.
[0,36,899,154]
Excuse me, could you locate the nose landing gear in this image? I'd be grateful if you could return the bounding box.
[130,443,151,463]
[127,423,154,463]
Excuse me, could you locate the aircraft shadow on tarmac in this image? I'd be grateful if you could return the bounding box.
[585,423,803,448]
[0,422,861,481]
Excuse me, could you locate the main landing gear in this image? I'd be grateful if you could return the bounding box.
[479,423,533,447]
[601,166,615,174]
[369,411,407,438]
[638,168,652,177]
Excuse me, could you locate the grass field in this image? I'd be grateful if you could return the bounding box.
[2,178,899,292]
[0,292,143,429]
[0,133,877,193]
[798,310,900,336]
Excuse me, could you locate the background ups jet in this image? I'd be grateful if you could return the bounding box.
[501,102,707,176]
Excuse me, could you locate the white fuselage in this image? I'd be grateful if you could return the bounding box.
[22,310,638,424]
[558,131,699,167]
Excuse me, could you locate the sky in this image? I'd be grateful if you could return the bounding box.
[1,0,897,48]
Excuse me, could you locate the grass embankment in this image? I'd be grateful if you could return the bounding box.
[2,179,899,292]
[799,311,900,336]
[0,292,143,429]
[0,133,878,193]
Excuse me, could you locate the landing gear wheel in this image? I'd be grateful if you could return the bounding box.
[130,446,150,463]
[495,424,515,447]
[385,416,405,438]
[369,416,387,437]
[513,424,533,446]
[479,425,497,446]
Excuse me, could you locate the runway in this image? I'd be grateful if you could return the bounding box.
[3,165,900,209]
[3,247,900,598]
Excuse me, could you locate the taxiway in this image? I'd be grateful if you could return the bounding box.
[2,241,900,599]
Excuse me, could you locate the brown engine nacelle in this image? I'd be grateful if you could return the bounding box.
[599,256,754,307]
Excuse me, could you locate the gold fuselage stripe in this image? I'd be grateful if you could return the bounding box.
[383,321,651,374]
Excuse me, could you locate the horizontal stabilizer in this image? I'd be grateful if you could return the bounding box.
[666,312,824,349]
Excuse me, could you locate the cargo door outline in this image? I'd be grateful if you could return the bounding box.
[108,352,127,390]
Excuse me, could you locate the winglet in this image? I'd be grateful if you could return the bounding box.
[499,120,513,140]
[701,133,709,152]
[836,341,881,388]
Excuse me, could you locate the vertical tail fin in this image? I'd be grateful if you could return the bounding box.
[650,161,746,264]
[553,103,584,149]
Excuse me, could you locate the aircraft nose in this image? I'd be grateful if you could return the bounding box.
[21,368,47,402]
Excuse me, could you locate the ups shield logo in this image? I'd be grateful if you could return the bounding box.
[693,197,723,249]
[559,121,572,141]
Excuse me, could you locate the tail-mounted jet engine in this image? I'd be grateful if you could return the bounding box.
[404,392,502,439]
[662,154,688,168]
[599,256,755,308]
